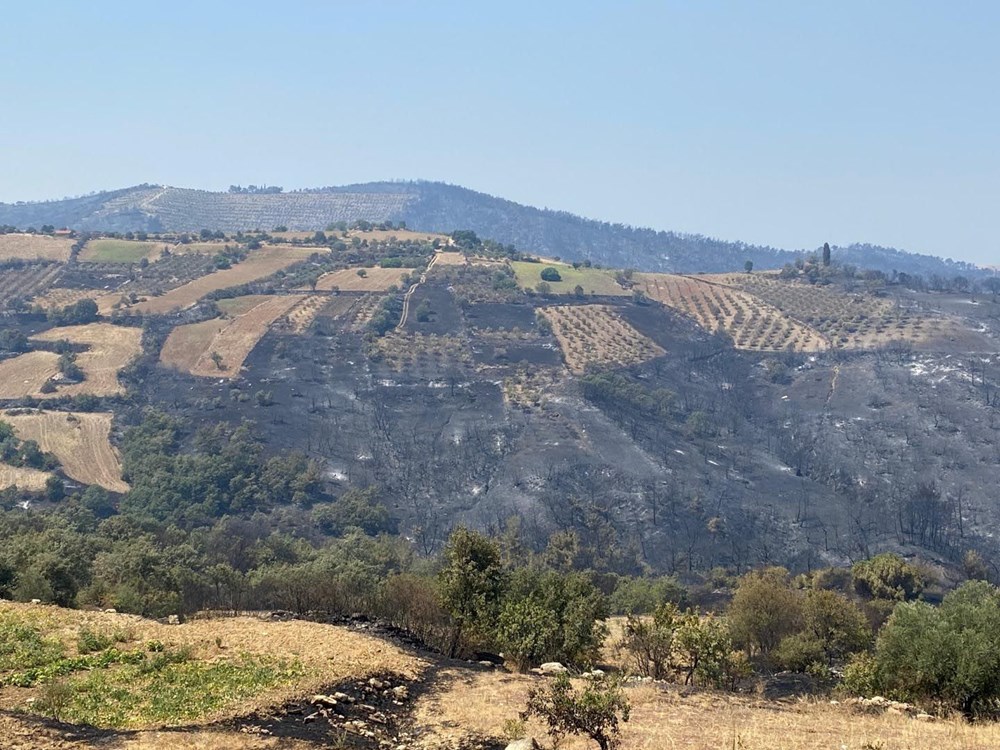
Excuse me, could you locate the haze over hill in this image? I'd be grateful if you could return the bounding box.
[0,182,985,279]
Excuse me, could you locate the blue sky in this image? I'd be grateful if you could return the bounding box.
[1,1,997,264]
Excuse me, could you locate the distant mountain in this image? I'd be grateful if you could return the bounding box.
[0,181,984,278]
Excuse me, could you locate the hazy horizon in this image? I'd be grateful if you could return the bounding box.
[2,1,998,265]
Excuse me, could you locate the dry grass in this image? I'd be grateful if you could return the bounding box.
[512,261,630,296]
[638,273,829,352]
[413,669,1000,750]
[0,351,61,398]
[0,234,74,261]
[434,251,467,266]
[540,304,665,373]
[78,239,163,263]
[161,295,305,377]
[29,288,123,315]
[282,294,330,333]
[31,323,143,398]
[310,266,409,292]
[0,410,127,491]
[0,463,52,491]
[129,245,317,314]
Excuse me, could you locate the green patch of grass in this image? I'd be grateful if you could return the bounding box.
[82,239,157,263]
[0,614,64,671]
[510,261,629,296]
[35,652,305,728]
[216,295,269,316]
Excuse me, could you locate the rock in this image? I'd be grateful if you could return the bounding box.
[167,614,180,625]
[505,739,541,750]
[333,691,354,703]
[915,712,936,722]
[538,662,568,675]
[30,599,41,604]
[391,685,409,701]
[479,660,497,668]
[311,694,339,708]
[104,608,117,613]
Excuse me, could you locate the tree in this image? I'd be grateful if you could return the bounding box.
[744,260,754,273]
[522,674,630,750]
[540,266,562,282]
[536,281,552,296]
[438,528,505,657]
[727,568,803,658]
[822,242,831,266]
[851,553,924,601]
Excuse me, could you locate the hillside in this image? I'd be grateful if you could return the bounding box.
[0,182,986,278]
[3,600,999,750]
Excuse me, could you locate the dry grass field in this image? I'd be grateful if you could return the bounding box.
[29,287,123,315]
[637,273,829,352]
[310,266,409,292]
[31,323,143,397]
[161,295,305,377]
[433,251,467,266]
[0,351,61,398]
[0,410,127,491]
[0,463,52,491]
[0,233,74,261]
[129,245,317,314]
[712,273,958,349]
[540,304,665,373]
[0,264,63,307]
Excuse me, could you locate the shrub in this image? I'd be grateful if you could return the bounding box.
[540,266,562,282]
[727,568,803,658]
[851,553,924,601]
[522,673,630,750]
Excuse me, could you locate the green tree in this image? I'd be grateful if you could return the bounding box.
[438,528,505,657]
[744,260,754,273]
[540,266,562,282]
[522,673,630,750]
[727,568,803,658]
[822,242,831,266]
[851,553,924,601]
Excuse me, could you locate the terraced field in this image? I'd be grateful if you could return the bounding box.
[160,295,306,377]
[0,233,74,261]
[540,304,665,373]
[129,245,317,314]
[712,273,956,349]
[0,410,127,491]
[637,273,829,352]
[310,266,408,292]
[0,264,62,308]
[282,294,329,333]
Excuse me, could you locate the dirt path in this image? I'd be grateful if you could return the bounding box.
[825,364,841,408]
[396,254,438,330]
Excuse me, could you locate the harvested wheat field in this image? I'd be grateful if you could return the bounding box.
[540,304,665,373]
[130,245,317,314]
[31,323,143,397]
[310,266,409,292]
[638,273,829,352]
[161,295,305,377]
[0,410,127,491]
[78,239,165,263]
[0,350,61,398]
[0,233,74,261]
[413,669,1000,749]
[433,251,467,266]
[0,463,52,491]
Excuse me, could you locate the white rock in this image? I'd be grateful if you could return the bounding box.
[538,662,568,675]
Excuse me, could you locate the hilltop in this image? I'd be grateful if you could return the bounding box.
[0,182,986,279]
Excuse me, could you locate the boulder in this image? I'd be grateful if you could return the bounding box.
[505,739,541,750]
[538,662,568,675]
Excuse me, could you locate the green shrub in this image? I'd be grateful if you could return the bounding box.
[522,673,630,750]
[540,266,562,282]
[851,553,924,601]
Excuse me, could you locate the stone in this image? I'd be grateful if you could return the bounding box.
[505,739,541,750]
[167,614,180,625]
[915,712,936,722]
[538,662,568,675]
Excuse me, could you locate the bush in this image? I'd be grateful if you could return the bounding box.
[857,581,1000,718]
[540,267,562,282]
[522,673,630,750]
[727,568,803,658]
[851,553,924,601]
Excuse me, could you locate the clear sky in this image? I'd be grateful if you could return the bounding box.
[2,1,998,264]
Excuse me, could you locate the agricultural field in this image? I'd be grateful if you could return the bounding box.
[433,250,468,266]
[282,294,330,333]
[370,331,473,373]
[540,304,665,373]
[309,266,409,292]
[637,273,829,352]
[160,295,306,377]
[0,410,127,491]
[31,323,143,397]
[128,245,317,314]
[0,351,61,398]
[0,264,62,308]
[712,273,959,349]
[78,239,166,263]
[29,287,122,315]
[511,261,630,296]
[0,463,52,491]
[0,233,74,261]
